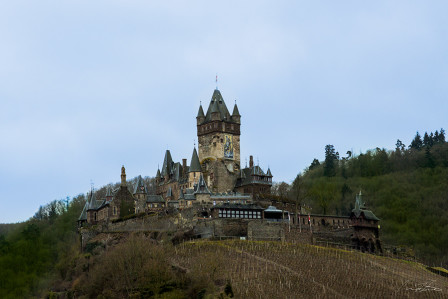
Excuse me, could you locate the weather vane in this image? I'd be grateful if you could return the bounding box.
[216,74,218,90]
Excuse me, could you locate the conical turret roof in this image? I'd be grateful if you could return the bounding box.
[232,103,240,117]
[204,89,232,122]
[134,175,147,194]
[87,191,97,210]
[189,147,201,173]
[194,174,211,194]
[161,150,173,177]
[197,104,205,118]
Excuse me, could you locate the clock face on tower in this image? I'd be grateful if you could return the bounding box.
[224,134,234,159]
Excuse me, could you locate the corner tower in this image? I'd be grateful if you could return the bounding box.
[196,89,241,192]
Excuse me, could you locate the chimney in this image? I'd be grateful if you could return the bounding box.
[249,156,254,168]
[121,165,126,187]
[182,159,187,178]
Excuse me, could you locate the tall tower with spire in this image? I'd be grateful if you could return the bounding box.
[196,89,241,192]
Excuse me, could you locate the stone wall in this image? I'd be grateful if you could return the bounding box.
[212,218,248,238]
[248,221,285,241]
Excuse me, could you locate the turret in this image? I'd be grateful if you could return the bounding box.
[197,104,205,125]
[133,175,147,202]
[188,147,202,188]
[156,168,161,184]
[231,103,241,124]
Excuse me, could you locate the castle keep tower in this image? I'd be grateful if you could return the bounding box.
[197,89,241,192]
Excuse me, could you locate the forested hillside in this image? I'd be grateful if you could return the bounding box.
[296,129,448,266]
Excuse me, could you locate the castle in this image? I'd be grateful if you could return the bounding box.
[78,88,273,225]
[78,87,381,253]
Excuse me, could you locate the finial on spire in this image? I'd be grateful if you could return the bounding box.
[215,73,218,90]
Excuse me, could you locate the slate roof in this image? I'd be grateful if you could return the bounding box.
[197,104,205,118]
[134,175,147,194]
[78,201,88,221]
[184,188,196,200]
[146,195,165,203]
[235,165,272,187]
[232,103,240,117]
[351,191,380,221]
[161,150,174,177]
[189,147,201,173]
[264,206,283,213]
[178,187,185,200]
[87,191,102,211]
[194,174,211,194]
[203,89,233,123]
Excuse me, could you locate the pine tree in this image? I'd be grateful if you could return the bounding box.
[309,158,320,170]
[324,144,337,177]
[439,128,446,143]
[434,130,440,144]
[410,132,423,150]
[423,132,430,147]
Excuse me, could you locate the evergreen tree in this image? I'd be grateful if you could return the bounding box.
[434,130,440,144]
[309,158,320,170]
[410,132,423,150]
[324,144,337,177]
[423,132,430,147]
[439,128,446,143]
[395,139,405,153]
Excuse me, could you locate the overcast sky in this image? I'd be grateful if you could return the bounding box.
[1,1,447,223]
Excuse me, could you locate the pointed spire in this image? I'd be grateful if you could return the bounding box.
[134,175,147,194]
[194,174,211,194]
[189,147,201,173]
[161,150,173,177]
[88,191,97,210]
[232,103,240,117]
[197,104,205,118]
[266,168,273,177]
[156,168,161,178]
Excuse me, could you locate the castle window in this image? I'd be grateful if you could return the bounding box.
[94,212,97,221]
[113,206,117,215]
